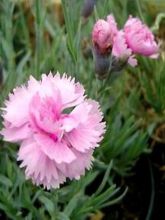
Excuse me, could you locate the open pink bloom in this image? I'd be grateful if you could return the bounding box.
[1,73,105,189]
[112,31,137,67]
[124,16,159,57]
[92,14,118,53]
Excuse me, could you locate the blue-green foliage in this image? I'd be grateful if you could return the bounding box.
[0,0,164,219]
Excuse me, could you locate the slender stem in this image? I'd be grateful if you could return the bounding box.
[75,19,82,78]
[145,159,155,220]
[95,160,113,195]
[35,0,41,77]
[136,0,145,22]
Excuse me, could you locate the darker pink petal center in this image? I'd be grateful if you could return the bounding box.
[29,93,65,141]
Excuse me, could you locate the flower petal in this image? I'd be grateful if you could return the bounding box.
[18,139,66,189]
[0,123,31,142]
[34,133,76,163]
[57,149,94,180]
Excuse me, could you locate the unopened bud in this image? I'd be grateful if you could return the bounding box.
[81,0,96,19]
[92,15,117,54]
[93,46,111,79]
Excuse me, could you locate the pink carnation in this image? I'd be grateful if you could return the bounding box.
[124,16,159,57]
[112,31,137,67]
[1,73,105,189]
[92,14,118,53]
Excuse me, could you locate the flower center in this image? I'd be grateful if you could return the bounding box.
[29,93,64,141]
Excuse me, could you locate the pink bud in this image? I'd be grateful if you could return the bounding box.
[92,15,118,54]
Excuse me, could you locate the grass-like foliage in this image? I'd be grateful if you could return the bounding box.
[0,0,164,219]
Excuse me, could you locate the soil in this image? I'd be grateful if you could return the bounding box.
[102,143,165,220]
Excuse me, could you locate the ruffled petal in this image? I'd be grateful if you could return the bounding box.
[52,73,85,108]
[61,101,93,132]
[3,87,30,127]
[1,123,31,142]
[57,149,94,180]
[34,133,76,163]
[18,139,66,189]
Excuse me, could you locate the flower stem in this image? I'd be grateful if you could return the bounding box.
[145,158,155,220]
[136,0,145,22]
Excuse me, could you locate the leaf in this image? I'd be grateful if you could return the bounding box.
[0,174,12,187]
[57,212,70,220]
[39,195,54,215]
[64,192,82,217]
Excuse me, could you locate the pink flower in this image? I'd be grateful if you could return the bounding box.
[1,73,105,189]
[92,14,118,53]
[112,31,137,67]
[124,16,159,57]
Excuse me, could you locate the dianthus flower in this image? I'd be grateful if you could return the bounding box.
[124,16,159,57]
[1,73,105,189]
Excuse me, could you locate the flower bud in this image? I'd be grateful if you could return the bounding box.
[81,0,96,19]
[93,46,111,79]
[92,15,118,54]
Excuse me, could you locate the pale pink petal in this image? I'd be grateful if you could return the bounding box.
[112,31,132,58]
[3,87,30,127]
[52,73,85,108]
[128,56,138,67]
[66,125,100,153]
[34,133,76,164]
[57,149,94,180]
[61,116,78,132]
[29,93,62,134]
[2,76,41,127]
[61,101,94,132]
[149,53,159,59]
[1,123,31,142]
[18,139,66,189]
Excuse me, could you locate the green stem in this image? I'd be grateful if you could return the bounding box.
[136,0,145,22]
[74,19,82,78]
[145,159,155,220]
[35,0,41,77]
